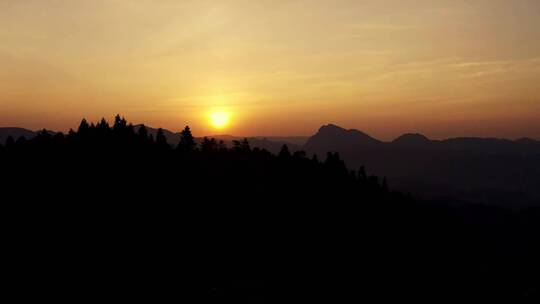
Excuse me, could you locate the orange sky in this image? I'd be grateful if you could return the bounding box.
[1,0,540,140]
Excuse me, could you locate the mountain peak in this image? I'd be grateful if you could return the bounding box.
[318,124,375,138]
[304,124,382,151]
[318,124,346,133]
[393,133,431,145]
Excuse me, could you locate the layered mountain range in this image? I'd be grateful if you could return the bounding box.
[306,124,540,206]
[2,124,539,205]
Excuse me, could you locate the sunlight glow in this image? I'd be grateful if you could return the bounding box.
[209,111,231,129]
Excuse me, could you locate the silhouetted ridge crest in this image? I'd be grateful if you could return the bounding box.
[305,124,382,152]
[392,133,431,147]
[0,127,54,144]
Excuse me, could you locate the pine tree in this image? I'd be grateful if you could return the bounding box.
[97,118,110,130]
[279,145,291,158]
[201,137,210,151]
[156,128,169,148]
[78,119,90,135]
[241,138,251,151]
[15,136,27,146]
[201,137,218,152]
[178,126,196,152]
[138,125,149,141]
[37,129,52,138]
[113,115,127,131]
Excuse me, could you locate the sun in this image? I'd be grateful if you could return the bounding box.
[209,111,230,129]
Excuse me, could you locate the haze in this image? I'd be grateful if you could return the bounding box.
[1,0,539,139]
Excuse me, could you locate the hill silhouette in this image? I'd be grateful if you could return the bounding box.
[0,127,39,144]
[1,116,539,301]
[392,133,432,147]
[304,124,540,206]
[2,122,539,205]
[304,124,382,151]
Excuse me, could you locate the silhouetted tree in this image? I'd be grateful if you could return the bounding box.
[37,129,51,138]
[325,152,347,172]
[156,128,169,148]
[97,118,110,131]
[178,126,196,152]
[241,138,251,152]
[232,140,242,152]
[217,140,227,152]
[201,137,218,152]
[279,145,291,158]
[16,136,27,146]
[78,119,90,135]
[113,115,127,131]
[138,125,149,142]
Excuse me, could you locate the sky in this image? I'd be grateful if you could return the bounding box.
[1,0,540,139]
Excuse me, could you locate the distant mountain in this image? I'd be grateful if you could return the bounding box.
[303,124,540,206]
[0,128,37,144]
[392,133,433,148]
[304,124,382,152]
[135,125,182,146]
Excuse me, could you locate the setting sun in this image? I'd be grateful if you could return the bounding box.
[209,111,231,129]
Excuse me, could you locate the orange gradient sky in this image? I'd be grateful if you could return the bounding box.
[1,0,540,139]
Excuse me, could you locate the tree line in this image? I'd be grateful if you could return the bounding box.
[0,115,394,198]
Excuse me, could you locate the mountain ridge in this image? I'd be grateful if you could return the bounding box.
[301,124,540,206]
[2,124,538,146]
[3,124,538,147]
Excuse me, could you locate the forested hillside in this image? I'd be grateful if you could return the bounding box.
[1,116,538,302]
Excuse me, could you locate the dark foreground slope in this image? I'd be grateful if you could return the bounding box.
[1,117,538,302]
